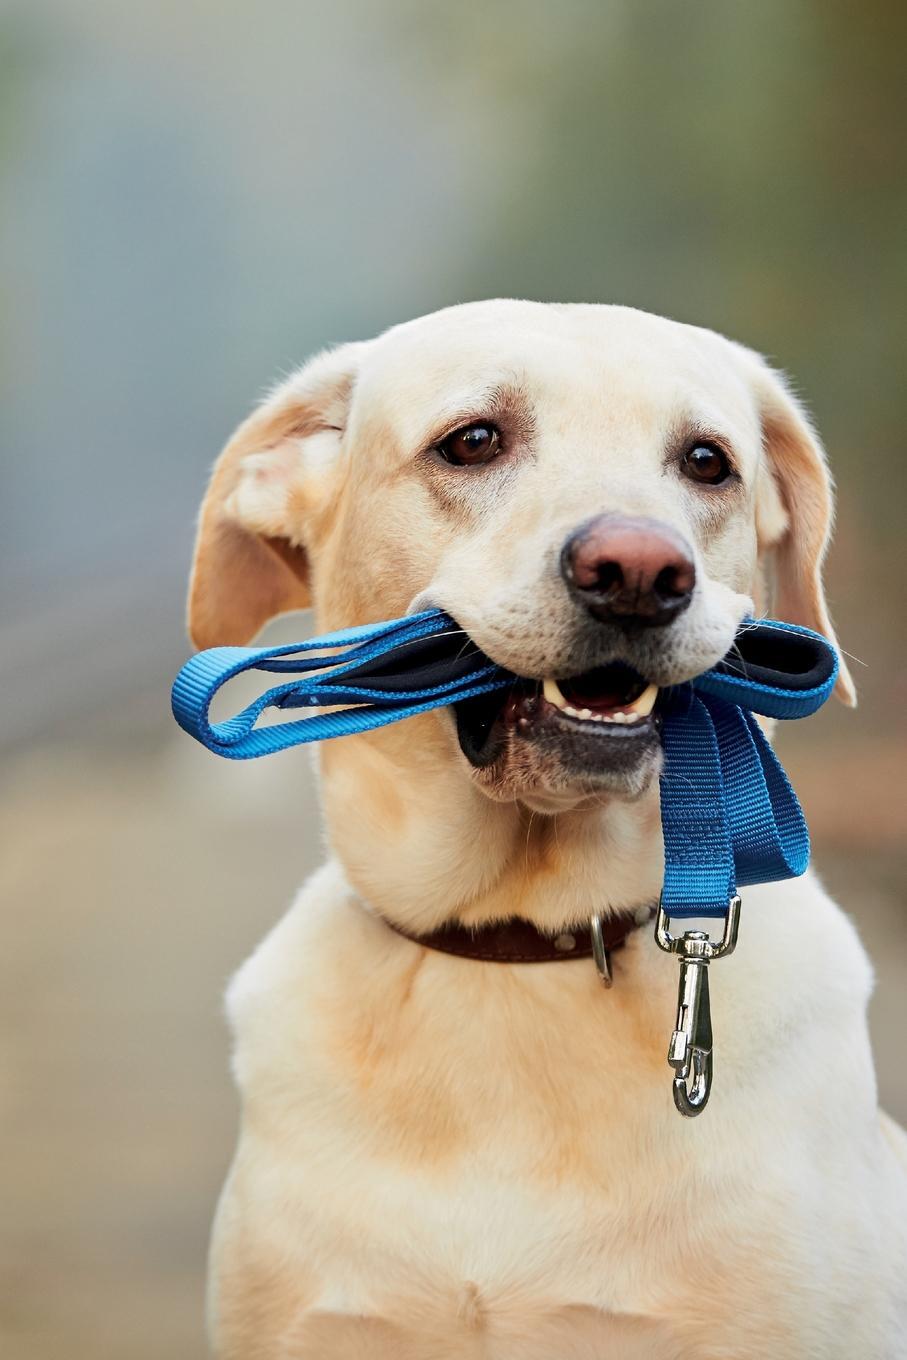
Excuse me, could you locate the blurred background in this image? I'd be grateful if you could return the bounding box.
[1,1,905,1356]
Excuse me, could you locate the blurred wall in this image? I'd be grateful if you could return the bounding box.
[1,3,904,1358]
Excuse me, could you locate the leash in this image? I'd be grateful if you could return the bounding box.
[172,611,837,1116]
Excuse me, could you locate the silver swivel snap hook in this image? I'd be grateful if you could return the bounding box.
[654,896,741,1117]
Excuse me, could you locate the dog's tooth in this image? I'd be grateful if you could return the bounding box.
[543,678,569,711]
[626,683,658,717]
[578,707,593,719]
[565,705,580,718]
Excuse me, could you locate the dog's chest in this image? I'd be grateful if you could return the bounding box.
[220,871,899,1353]
[234,910,745,1311]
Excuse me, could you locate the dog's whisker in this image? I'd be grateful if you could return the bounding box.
[523,810,536,873]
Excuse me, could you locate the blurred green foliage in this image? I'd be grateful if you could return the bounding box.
[1,0,904,741]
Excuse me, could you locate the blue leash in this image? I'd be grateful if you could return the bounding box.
[172,610,836,918]
[171,611,508,760]
[172,609,837,1115]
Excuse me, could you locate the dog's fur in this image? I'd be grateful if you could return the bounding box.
[188,302,907,1358]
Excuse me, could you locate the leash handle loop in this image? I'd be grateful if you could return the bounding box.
[171,610,510,760]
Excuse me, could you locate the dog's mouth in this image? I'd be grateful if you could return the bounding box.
[541,666,658,726]
[455,660,662,772]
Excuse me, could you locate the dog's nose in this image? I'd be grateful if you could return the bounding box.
[560,514,696,627]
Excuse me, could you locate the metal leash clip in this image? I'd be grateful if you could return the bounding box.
[654,896,741,1117]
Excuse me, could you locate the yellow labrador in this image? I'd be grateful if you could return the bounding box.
[188,302,907,1359]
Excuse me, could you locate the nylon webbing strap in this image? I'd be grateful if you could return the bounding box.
[172,613,837,918]
[170,610,510,760]
[657,618,837,917]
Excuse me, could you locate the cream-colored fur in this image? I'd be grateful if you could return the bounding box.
[188,302,906,1358]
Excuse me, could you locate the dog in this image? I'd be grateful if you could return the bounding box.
[187,301,907,1358]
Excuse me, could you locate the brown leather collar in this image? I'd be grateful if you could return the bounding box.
[385,908,651,966]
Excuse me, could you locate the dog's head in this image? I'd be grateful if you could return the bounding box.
[187,302,852,920]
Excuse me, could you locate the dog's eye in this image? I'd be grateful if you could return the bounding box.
[437,423,502,467]
[681,443,731,486]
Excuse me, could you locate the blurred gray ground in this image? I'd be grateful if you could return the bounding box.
[1,727,321,1360]
[1,713,905,1360]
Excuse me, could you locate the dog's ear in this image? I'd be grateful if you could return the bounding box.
[740,349,856,706]
[188,343,364,649]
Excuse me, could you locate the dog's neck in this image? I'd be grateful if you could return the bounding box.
[319,714,665,935]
